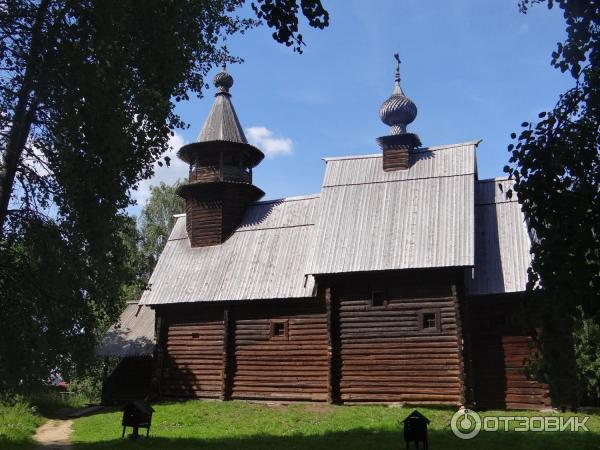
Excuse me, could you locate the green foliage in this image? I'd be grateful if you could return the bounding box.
[251,0,329,52]
[574,309,600,405]
[507,1,600,405]
[0,400,42,450]
[138,181,186,278]
[0,0,329,394]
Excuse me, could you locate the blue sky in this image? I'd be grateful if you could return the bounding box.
[132,1,571,213]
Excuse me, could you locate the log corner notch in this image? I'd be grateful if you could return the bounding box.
[221,308,234,401]
[325,286,341,404]
[451,283,467,407]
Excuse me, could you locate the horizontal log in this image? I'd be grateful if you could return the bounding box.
[342,364,460,372]
[341,342,459,350]
[234,375,328,383]
[341,375,461,383]
[340,381,461,389]
[166,358,223,365]
[342,357,460,365]
[236,350,328,357]
[234,369,327,377]
[233,381,327,388]
[232,385,326,394]
[340,386,460,394]
[340,348,459,356]
[340,392,460,401]
[339,301,454,312]
[235,344,327,351]
[232,392,328,401]
[340,335,459,344]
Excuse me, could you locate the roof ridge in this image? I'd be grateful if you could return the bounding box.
[322,171,475,188]
[251,194,320,205]
[477,176,511,183]
[322,140,482,162]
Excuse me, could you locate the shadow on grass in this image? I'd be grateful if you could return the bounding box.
[0,437,36,450]
[65,428,600,450]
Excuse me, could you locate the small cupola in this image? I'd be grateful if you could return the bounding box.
[376,54,421,171]
[175,65,265,247]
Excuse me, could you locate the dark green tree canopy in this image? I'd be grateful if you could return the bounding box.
[0,0,328,392]
[506,0,599,405]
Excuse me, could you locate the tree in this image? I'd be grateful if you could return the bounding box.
[506,0,599,405]
[0,0,329,392]
[139,181,186,279]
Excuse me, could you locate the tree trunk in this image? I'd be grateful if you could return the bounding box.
[0,0,50,232]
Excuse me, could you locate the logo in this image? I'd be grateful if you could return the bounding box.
[451,409,481,439]
[450,409,590,440]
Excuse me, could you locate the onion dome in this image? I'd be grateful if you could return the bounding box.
[214,67,234,95]
[379,54,418,135]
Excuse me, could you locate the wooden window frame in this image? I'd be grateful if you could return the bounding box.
[370,290,388,308]
[418,308,441,333]
[269,319,289,340]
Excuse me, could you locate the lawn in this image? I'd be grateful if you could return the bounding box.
[0,401,44,450]
[2,399,598,450]
[0,392,90,450]
[69,400,600,450]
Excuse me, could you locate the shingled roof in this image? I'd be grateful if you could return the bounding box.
[466,178,532,295]
[309,141,477,274]
[138,140,532,305]
[197,92,247,143]
[96,302,155,358]
[140,195,319,304]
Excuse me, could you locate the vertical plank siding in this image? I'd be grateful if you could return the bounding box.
[468,295,551,409]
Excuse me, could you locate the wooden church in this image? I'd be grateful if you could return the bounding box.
[100,58,551,409]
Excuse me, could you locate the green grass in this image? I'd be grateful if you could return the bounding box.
[0,401,44,450]
[70,400,600,450]
[0,391,93,450]
[2,397,599,450]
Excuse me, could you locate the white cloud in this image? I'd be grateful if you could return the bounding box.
[133,132,188,206]
[245,126,293,158]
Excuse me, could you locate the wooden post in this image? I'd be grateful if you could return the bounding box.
[457,282,475,407]
[325,286,340,404]
[452,284,468,406]
[221,308,233,401]
[150,307,167,400]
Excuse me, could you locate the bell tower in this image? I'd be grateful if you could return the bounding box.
[176,66,265,247]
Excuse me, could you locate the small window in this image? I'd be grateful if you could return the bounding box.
[270,320,288,339]
[371,291,387,307]
[422,313,437,330]
[418,309,440,332]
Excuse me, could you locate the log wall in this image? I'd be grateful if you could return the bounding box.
[231,300,329,401]
[184,183,260,247]
[320,270,465,405]
[159,305,225,398]
[467,295,551,409]
[156,300,328,401]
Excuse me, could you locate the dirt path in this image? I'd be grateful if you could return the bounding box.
[34,419,73,449]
